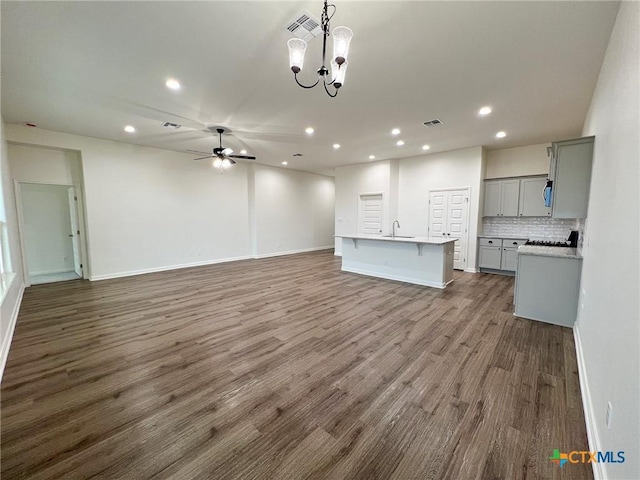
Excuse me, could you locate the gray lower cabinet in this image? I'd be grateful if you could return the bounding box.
[501,246,519,271]
[514,253,582,327]
[479,237,527,273]
[479,244,502,269]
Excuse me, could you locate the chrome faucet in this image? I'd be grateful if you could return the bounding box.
[392,220,400,238]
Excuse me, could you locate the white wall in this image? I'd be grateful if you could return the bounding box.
[20,184,75,275]
[254,165,334,257]
[0,117,26,380]
[9,143,90,281]
[5,125,335,281]
[334,161,391,255]
[486,143,550,178]
[398,147,484,271]
[8,144,82,185]
[575,3,639,479]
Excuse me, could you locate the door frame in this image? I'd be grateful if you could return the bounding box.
[427,186,471,271]
[14,181,89,286]
[357,191,384,235]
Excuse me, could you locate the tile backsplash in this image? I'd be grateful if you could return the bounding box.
[482,217,581,241]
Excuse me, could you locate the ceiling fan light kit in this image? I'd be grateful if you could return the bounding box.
[287,0,353,97]
[192,128,255,172]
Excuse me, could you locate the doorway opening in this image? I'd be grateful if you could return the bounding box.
[17,183,86,285]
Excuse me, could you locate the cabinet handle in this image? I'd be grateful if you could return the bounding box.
[442,233,446,236]
[513,242,518,245]
[519,213,522,216]
[447,233,450,236]
[488,240,493,244]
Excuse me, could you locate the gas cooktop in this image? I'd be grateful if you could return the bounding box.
[525,240,571,247]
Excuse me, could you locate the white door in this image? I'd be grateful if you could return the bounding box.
[428,192,447,237]
[447,191,468,270]
[68,187,83,277]
[429,189,470,271]
[359,194,383,234]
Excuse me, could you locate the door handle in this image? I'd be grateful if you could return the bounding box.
[68,234,73,237]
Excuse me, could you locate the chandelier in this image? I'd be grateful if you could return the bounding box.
[287,1,353,97]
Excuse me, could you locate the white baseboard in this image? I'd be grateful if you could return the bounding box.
[90,255,254,281]
[30,269,76,276]
[334,252,342,257]
[341,266,446,289]
[90,247,335,281]
[0,282,25,383]
[574,323,606,480]
[254,246,334,259]
[464,267,478,273]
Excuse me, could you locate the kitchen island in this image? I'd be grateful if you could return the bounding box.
[335,234,457,288]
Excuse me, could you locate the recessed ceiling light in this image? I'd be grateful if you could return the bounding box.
[124,125,136,133]
[333,143,341,149]
[165,78,181,90]
[391,128,401,135]
[282,161,288,165]
[369,155,375,160]
[422,144,430,151]
[240,149,247,155]
[396,140,404,146]
[305,127,314,135]
[478,106,492,116]
[496,131,507,138]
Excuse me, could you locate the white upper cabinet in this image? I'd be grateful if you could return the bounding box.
[518,177,552,217]
[501,180,520,216]
[483,181,502,216]
[549,137,594,219]
[484,177,551,217]
[483,179,520,216]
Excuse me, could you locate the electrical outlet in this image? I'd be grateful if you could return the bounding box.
[606,401,613,428]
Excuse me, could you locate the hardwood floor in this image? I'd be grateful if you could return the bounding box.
[1,250,592,479]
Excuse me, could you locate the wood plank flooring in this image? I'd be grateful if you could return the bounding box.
[1,250,592,479]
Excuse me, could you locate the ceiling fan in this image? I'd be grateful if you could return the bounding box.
[189,127,256,169]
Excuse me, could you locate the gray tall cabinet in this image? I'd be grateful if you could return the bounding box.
[549,136,594,218]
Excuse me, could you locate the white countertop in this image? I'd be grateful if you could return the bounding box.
[335,234,457,245]
[478,234,529,239]
[517,245,582,259]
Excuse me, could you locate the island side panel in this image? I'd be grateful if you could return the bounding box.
[340,238,449,288]
[443,241,454,286]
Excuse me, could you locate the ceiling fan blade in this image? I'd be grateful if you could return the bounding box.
[228,155,256,160]
[186,149,212,155]
[193,155,214,161]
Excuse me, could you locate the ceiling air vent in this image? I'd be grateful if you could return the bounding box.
[285,11,322,42]
[422,119,444,127]
[162,122,182,129]
[292,153,304,157]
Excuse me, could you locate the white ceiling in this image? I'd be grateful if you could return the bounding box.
[1,1,619,176]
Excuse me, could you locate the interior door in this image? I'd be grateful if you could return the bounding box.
[428,191,447,237]
[358,194,383,234]
[429,188,470,271]
[67,186,83,277]
[446,191,468,270]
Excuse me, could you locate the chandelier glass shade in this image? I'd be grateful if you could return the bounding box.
[287,1,353,97]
